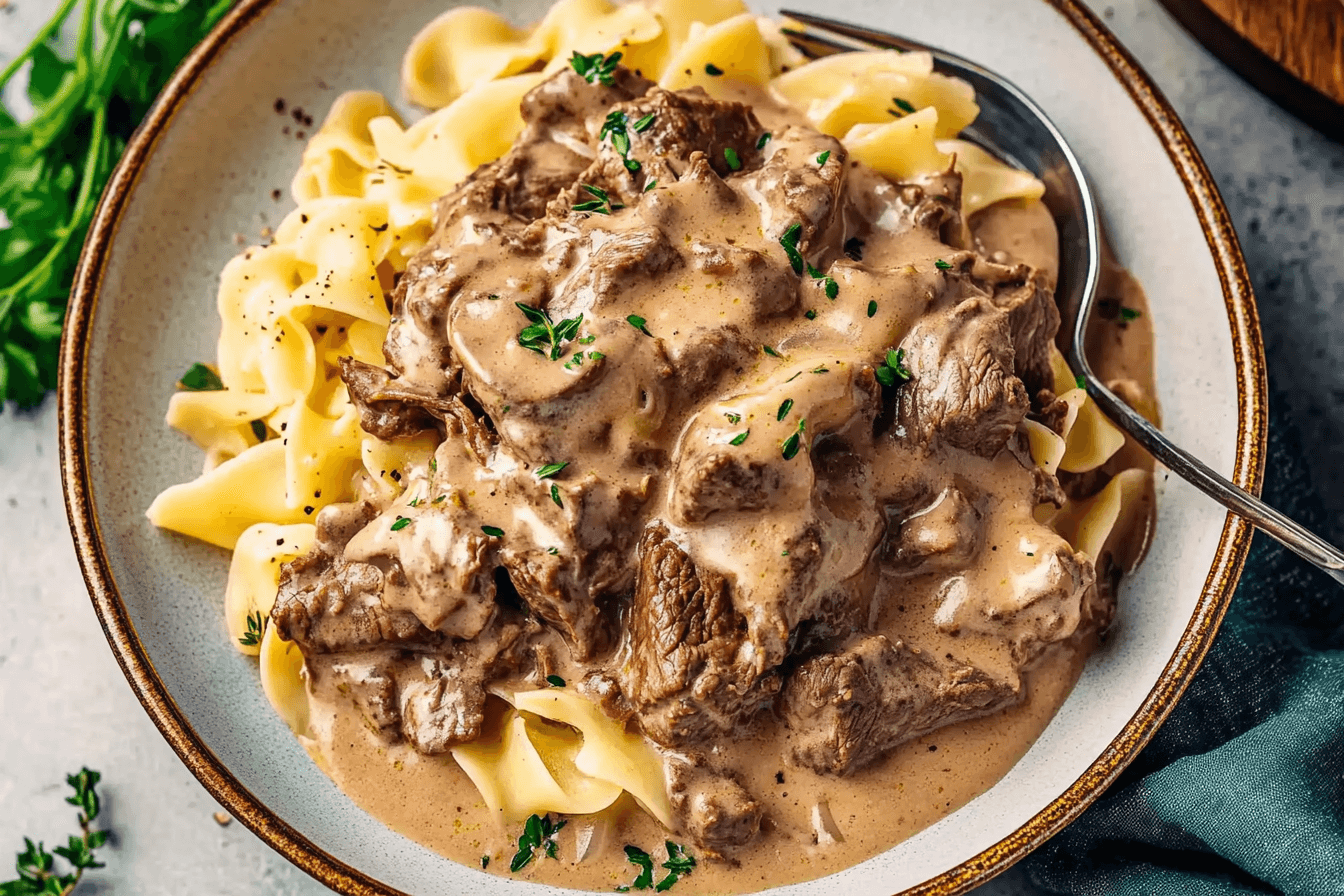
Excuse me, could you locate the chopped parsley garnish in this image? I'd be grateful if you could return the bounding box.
[934,258,953,271]
[391,516,411,532]
[776,398,794,421]
[779,223,805,275]
[632,113,656,132]
[867,300,878,318]
[756,132,772,149]
[250,419,268,442]
[239,610,265,647]
[781,418,806,460]
[510,813,566,872]
[600,111,644,172]
[1120,306,1142,322]
[536,462,568,480]
[482,525,504,538]
[804,309,818,320]
[724,412,742,424]
[573,183,623,215]
[875,348,913,387]
[644,179,658,192]
[547,546,559,555]
[570,50,622,86]
[890,97,917,116]
[811,365,830,374]
[619,841,698,891]
[816,150,831,166]
[763,345,783,359]
[178,363,224,391]
[481,855,490,870]
[1075,374,1087,390]
[589,350,606,360]
[844,237,864,261]
[705,63,724,76]
[516,303,583,361]
[627,314,652,336]
[578,334,596,345]
[729,430,749,446]
[724,147,742,171]
[550,483,563,507]
[805,262,839,299]
[546,674,566,688]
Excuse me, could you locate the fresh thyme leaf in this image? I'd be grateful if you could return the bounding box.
[4,768,111,894]
[515,303,582,360]
[433,495,447,504]
[546,674,566,688]
[550,483,563,508]
[804,309,818,320]
[890,97,917,116]
[875,347,913,387]
[626,314,652,336]
[1,0,237,407]
[781,418,806,460]
[756,132,772,149]
[729,430,749,446]
[704,63,724,76]
[934,258,953,271]
[1075,374,1087,390]
[777,398,794,421]
[723,147,741,171]
[178,363,224,392]
[238,611,265,647]
[1119,306,1141,321]
[570,50,622,85]
[391,516,411,532]
[779,223,804,275]
[632,113,656,132]
[644,179,658,192]
[762,345,782,359]
[811,365,830,374]
[481,856,490,870]
[625,158,642,172]
[584,184,610,202]
[572,200,607,213]
[843,237,864,261]
[249,419,267,442]
[724,412,741,424]
[867,300,878,318]
[547,546,559,555]
[618,845,656,891]
[482,525,504,538]
[536,462,569,480]
[487,294,500,300]
[823,277,839,299]
[816,150,831,166]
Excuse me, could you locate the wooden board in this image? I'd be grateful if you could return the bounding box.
[1156,0,1344,142]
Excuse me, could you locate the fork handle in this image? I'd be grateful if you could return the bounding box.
[1083,376,1344,586]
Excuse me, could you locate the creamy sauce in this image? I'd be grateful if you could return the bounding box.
[280,68,1159,893]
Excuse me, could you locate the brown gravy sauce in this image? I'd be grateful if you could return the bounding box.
[299,174,1158,890]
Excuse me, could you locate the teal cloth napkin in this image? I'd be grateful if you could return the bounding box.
[1023,393,1344,895]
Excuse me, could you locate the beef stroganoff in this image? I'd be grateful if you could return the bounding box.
[148,1,1157,889]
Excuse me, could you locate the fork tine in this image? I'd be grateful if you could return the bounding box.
[779,9,927,53]
[780,28,855,59]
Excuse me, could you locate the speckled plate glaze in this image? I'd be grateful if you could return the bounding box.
[58,1,1265,893]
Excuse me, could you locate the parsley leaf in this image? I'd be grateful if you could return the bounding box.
[238,610,265,647]
[570,51,622,86]
[177,363,224,391]
[516,303,583,361]
[889,97,918,116]
[816,150,831,166]
[781,418,806,460]
[867,300,878,318]
[655,842,697,891]
[390,516,411,532]
[510,814,567,873]
[776,398,793,421]
[617,845,656,891]
[0,0,237,407]
[779,223,804,275]
[875,347,913,387]
[934,258,954,271]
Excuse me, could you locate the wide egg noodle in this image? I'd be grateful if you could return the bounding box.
[225,522,316,654]
[1048,468,1150,562]
[512,688,674,827]
[292,90,400,202]
[938,138,1046,217]
[165,388,278,460]
[259,621,311,737]
[657,13,772,92]
[843,108,952,182]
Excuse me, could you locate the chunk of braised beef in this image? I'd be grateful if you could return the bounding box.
[897,297,1029,457]
[667,760,763,857]
[339,357,448,440]
[395,654,490,754]
[620,522,778,747]
[975,256,1060,396]
[891,487,982,570]
[781,635,1019,775]
[746,126,846,250]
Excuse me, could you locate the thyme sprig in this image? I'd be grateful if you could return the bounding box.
[570,51,622,86]
[2,769,109,895]
[516,303,583,361]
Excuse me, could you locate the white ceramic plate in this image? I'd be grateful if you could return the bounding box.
[59,1,1265,894]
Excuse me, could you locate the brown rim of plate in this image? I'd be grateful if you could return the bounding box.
[56,0,1266,894]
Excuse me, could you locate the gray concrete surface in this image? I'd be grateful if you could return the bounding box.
[1,0,1340,893]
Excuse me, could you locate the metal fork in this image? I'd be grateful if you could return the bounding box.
[782,10,1344,586]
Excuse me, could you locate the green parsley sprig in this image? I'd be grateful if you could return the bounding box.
[616,841,697,892]
[573,183,622,215]
[0,0,236,407]
[570,51,622,86]
[510,813,566,872]
[2,769,109,895]
[875,348,912,387]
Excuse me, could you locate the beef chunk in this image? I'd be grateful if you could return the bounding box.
[395,654,488,753]
[892,486,981,570]
[340,357,448,440]
[746,126,846,250]
[688,241,798,318]
[978,259,1060,396]
[620,523,778,747]
[323,653,399,731]
[668,325,755,401]
[782,635,1019,775]
[615,86,763,181]
[547,225,682,319]
[668,761,763,856]
[897,296,1029,457]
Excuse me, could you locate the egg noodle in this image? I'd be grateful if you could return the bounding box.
[148,0,1137,829]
